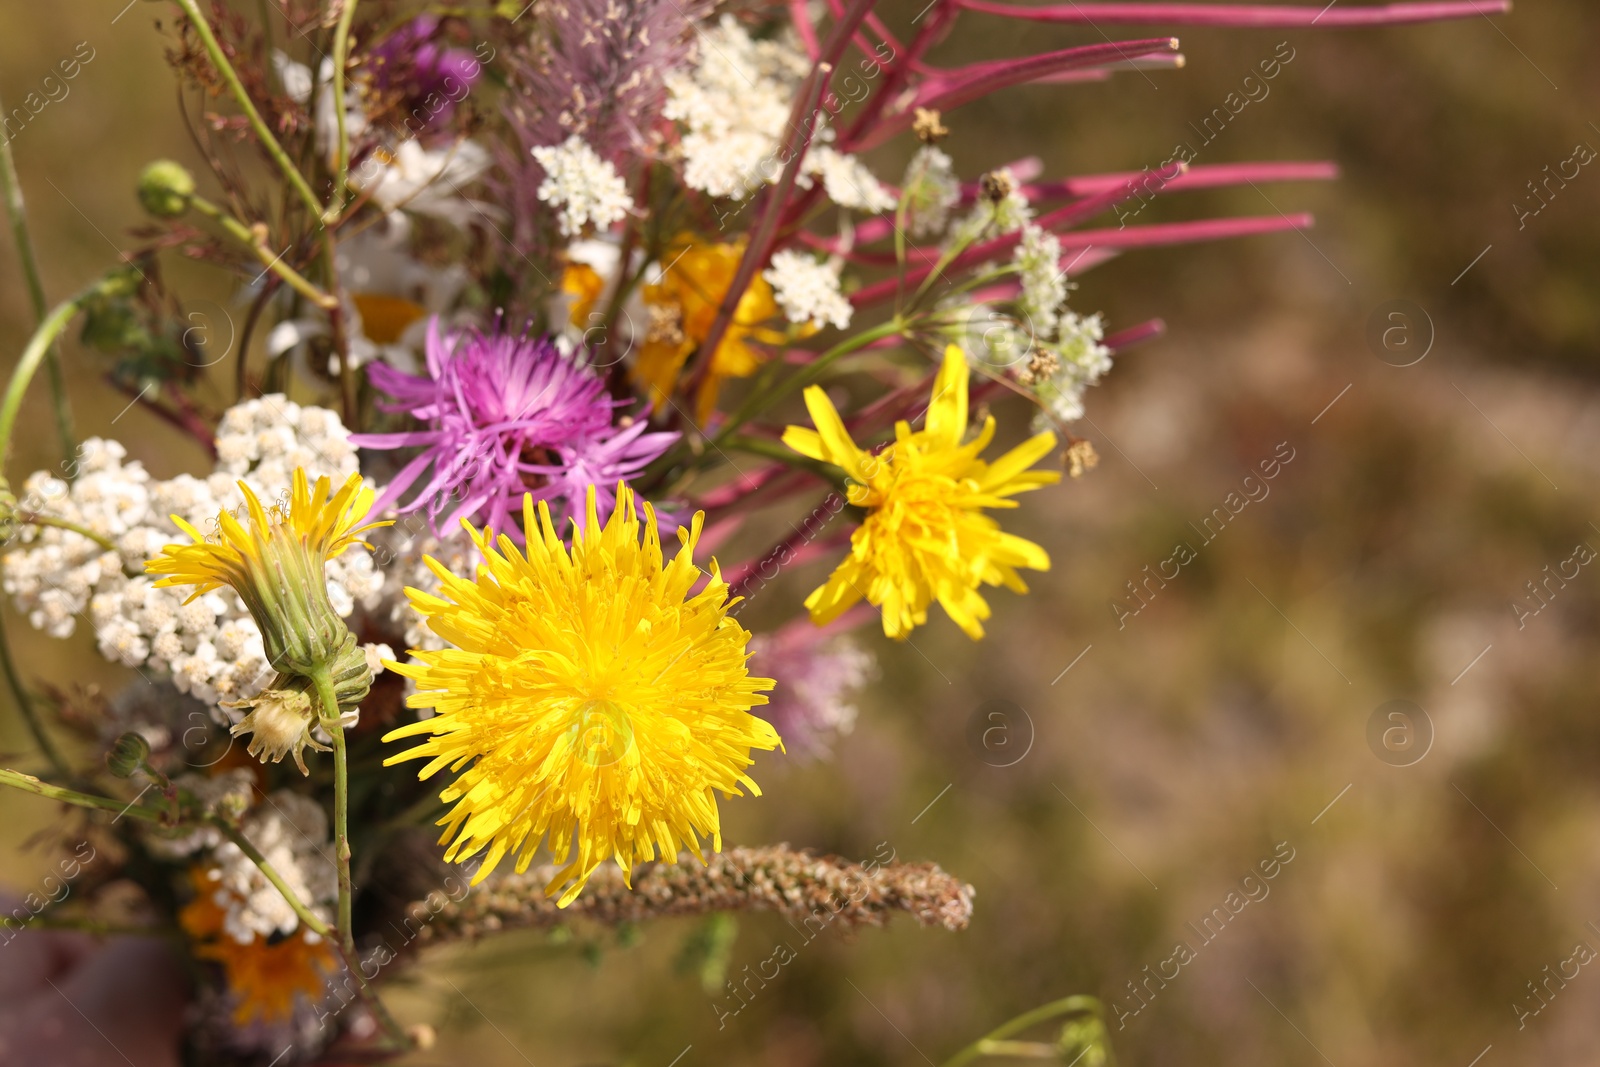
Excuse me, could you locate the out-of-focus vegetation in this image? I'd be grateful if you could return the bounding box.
[2,3,1598,1065]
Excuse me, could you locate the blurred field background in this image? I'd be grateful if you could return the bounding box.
[3,2,1600,1065]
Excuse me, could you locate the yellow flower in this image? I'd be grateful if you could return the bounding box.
[634,236,786,424]
[179,867,338,1026]
[783,345,1061,640]
[560,260,606,330]
[383,485,780,906]
[147,469,388,679]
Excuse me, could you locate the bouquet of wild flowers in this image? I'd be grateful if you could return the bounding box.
[0,0,1505,1061]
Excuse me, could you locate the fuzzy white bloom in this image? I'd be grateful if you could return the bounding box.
[801,147,897,214]
[1014,224,1067,339]
[665,17,890,213]
[1034,311,1113,426]
[948,167,1033,250]
[531,135,634,236]
[764,250,854,331]
[210,791,337,943]
[4,398,384,713]
[901,146,961,239]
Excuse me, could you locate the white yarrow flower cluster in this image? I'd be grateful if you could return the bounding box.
[2,398,385,713]
[664,17,892,211]
[208,791,337,943]
[764,249,853,331]
[531,135,634,236]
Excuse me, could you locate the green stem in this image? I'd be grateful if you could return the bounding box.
[0,914,179,938]
[188,194,337,309]
[310,667,355,955]
[209,818,334,939]
[940,997,1103,1067]
[0,292,87,471]
[721,434,848,489]
[0,768,164,822]
[0,91,74,463]
[710,316,906,449]
[213,806,410,1051]
[332,0,360,210]
[22,513,121,556]
[0,623,70,779]
[170,0,328,223]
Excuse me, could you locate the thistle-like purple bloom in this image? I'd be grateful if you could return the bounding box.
[353,319,678,538]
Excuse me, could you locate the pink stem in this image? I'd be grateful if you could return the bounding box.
[915,37,1181,114]
[851,212,1315,306]
[789,0,821,60]
[953,0,1511,26]
[1105,318,1166,351]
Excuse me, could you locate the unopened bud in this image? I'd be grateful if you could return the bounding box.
[137,160,195,218]
[106,731,152,778]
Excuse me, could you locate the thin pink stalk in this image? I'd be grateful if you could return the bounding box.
[906,37,1181,123]
[789,0,821,60]
[1105,318,1167,351]
[953,0,1511,27]
[851,212,1314,307]
[996,160,1340,203]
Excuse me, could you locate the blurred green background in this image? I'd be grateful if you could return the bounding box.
[4,2,1600,1065]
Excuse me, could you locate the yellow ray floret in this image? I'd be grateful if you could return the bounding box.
[146,468,386,601]
[782,345,1061,640]
[383,485,781,907]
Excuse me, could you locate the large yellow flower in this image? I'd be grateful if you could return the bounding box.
[633,236,786,425]
[383,485,780,906]
[783,345,1061,640]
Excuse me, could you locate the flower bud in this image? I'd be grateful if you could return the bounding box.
[106,731,152,778]
[137,160,195,218]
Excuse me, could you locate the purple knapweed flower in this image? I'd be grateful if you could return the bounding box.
[353,318,678,538]
[750,618,876,758]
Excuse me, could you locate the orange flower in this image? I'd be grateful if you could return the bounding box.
[634,237,786,424]
[180,868,339,1026]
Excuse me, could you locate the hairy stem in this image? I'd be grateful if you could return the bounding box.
[310,667,355,956]
[0,768,163,821]
[0,292,84,472]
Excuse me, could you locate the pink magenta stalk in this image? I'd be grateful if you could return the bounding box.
[952,0,1511,27]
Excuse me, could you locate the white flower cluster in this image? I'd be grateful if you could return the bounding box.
[208,790,337,943]
[1014,223,1067,339]
[664,17,893,211]
[531,135,634,237]
[800,147,898,214]
[1034,311,1113,426]
[901,146,961,239]
[2,397,385,712]
[764,249,853,331]
[948,167,1032,249]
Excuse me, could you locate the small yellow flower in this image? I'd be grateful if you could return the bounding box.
[783,345,1061,640]
[383,485,780,906]
[147,469,387,678]
[634,236,786,424]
